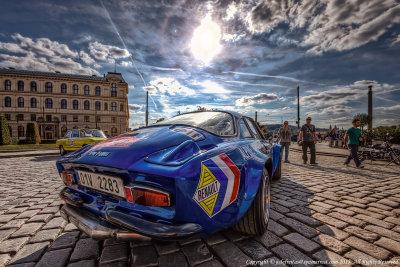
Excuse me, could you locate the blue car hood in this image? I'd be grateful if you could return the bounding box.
[70,126,206,169]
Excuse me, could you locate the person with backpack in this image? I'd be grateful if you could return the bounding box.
[298,117,317,164]
[344,118,364,168]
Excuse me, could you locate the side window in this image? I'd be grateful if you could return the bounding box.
[239,119,252,138]
[245,118,262,139]
[71,130,79,138]
[65,131,72,138]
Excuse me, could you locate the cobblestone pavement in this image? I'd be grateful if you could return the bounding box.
[0,151,399,267]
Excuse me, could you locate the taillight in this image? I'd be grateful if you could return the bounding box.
[124,186,170,207]
[61,171,75,185]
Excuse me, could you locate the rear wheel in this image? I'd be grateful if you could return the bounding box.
[391,152,400,165]
[233,168,270,236]
[59,145,66,156]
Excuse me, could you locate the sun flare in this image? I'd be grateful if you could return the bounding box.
[190,15,222,65]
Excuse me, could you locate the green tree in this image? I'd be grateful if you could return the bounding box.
[0,116,12,145]
[25,122,41,144]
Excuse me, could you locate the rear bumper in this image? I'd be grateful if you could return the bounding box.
[59,188,203,241]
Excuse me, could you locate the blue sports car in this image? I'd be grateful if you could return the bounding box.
[57,111,282,241]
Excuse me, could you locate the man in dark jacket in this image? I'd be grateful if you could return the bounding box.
[298,117,317,164]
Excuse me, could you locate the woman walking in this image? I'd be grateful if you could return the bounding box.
[279,121,292,163]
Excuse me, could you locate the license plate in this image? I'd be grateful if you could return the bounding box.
[77,170,126,198]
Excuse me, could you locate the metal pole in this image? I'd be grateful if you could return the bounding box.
[255,112,257,123]
[145,91,149,126]
[297,86,300,129]
[368,85,373,130]
[95,108,98,129]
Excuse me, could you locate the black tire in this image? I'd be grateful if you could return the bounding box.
[358,152,365,162]
[391,152,400,165]
[272,158,282,180]
[60,145,66,156]
[233,168,270,236]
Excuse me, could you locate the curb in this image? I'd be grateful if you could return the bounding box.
[0,151,60,159]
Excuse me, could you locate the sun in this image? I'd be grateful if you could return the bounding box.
[190,15,222,65]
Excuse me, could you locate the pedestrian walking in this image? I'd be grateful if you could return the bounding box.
[299,117,317,164]
[278,121,291,163]
[329,129,336,147]
[344,118,364,168]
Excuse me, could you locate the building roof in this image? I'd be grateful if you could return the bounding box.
[0,68,126,83]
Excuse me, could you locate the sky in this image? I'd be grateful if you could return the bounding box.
[0,0,399,129]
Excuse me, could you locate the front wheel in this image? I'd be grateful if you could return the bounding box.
[233,168,270,236]
[390,152,400,165]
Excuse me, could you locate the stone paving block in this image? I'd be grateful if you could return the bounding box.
[178,238,202,246]
[365,225,400,242]
[36,247,72,267]
[212,241,251,267]
[286,212,322,226]
[29,228,62,243]
[316,225,349,241]
[283,232,320,253]
[27,214,53,223]
[63,223,78,231]
[99,243,129,265]
[369,202,394,211]
[7,262,36,267]
[332,208,355,216]
[9,241,50,265]
[393,225,400,233]
[383,217,400,226]
[98,262,128,267]
[203,233,226,246]
[0,213,17,223]
[344,236,391,260]
[0,228,15,242]
[67,259,95,267]
[279,217,319,238]
[103,239,128,247]
[10,222,44,237]
[271,202,290,214]
[267,220,289,237]
[328,212,366,227]
[0,236,30,253]
[347,207,385,219]
[42,217,67,229]
[49,231,80,250]
[270,210,285,221]
[15,210,41,219]
[367,207,396,217]
[344,250,387,267]
[38,206,60,214]
[377,199,399,208]
[354,214,394,229]
[0,219,28,229]
[312,213,348,229]
[195,260,224,267]
[70,238,100,262]
[341,196,370,205]
[309,205,330,214]
[153,241,180,256]
[312,249,352,267]
[374,237,400,255]
[343,226,378,242]
[222,229,247,242]
[255,231,283,248]
[181,241,213,266]
[131,245,158,267]
[271,243,313,267]
[236,239,272,261]
[313,233,350,254]
[158,252,187,267]
[341,200,367,209]
[4,207,29,214]
[312,201,335,210]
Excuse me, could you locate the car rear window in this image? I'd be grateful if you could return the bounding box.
[157,112,235,136]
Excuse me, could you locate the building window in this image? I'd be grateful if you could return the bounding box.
[73,115,78,122]
[84,85,90,95]
[111,102,117,111]
[111,127,118,136]
[45,82,53,93]
[84,100,90,110]
[84,116,90,122]
[5,80,11,90]
[95,101,101,110]
[73,100,79,110]
[73,84,78,94]
[111,117,116,123]
[45,98,53,108]
[31,114,36,121]
[5,97,11,107]
[61,83,67,93]
[61,115,67,122]
[30,81,37,92]
[16,114,24,121]
[120,103,124,111]
[5,114,11,120]
[18,126,25,137]
[111,83,117,97]
[61,99,67,109]
[95,86,101,96]
[31,98,37,108]
[61,126,67,136]
[18,81,24,91]
[18,97,24,108]
[46,115,52,122]
[104,103,108,111]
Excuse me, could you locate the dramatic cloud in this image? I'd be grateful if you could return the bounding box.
[236,93,278,106]
[128,104,143,112]
[88,41,130,62]
[146,78,195,96]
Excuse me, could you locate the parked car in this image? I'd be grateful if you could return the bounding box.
[56,129,107,155]
[56,111,282,241]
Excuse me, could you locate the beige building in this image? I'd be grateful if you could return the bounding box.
[0,68,130,140]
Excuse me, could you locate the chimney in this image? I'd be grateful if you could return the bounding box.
[368,85,372,130]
